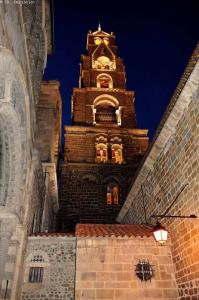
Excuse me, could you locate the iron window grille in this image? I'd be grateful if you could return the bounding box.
[135,259,154,281]
[29,267,44,283]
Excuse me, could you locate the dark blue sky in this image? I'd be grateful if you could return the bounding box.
[44,0,198,140]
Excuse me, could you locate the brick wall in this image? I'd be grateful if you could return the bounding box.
[21,235,76,300]
[59,124,148,231]
[75,237,179,300]
[118,48,199,299]
[0,2,54,299]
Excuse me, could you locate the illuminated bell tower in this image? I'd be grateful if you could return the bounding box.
[57,25,148,232]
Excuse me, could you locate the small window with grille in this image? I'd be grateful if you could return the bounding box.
[29,267,43,283]
[28,255,45,283]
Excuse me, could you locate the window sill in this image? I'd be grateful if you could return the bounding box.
[23,282,44,291]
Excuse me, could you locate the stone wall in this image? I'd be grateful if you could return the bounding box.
[35,80,62,232]
[72,89,137,128]
[64,126,148,164]
[58,163,136,231]
[44,0,53,54]
[0,2,55,299]
[41,163,59,232]
[118,46,199,299]
[26,155,46,236]
[75,237,179,300]
[21,235,76,300]
[58,125,148,231]
[36,81,62,165]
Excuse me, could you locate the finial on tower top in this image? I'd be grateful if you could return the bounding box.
[98,22,101,31]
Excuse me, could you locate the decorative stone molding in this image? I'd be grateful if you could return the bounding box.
[93,94,119,107]
[0,47,30,214]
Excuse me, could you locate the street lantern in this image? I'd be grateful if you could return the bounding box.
[141,184,197,245]
[152,221,168,245]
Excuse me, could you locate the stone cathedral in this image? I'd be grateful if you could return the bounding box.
[57,25,148,232]
[0,2,199,300]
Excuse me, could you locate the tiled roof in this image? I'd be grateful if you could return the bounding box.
[75,224,153,238]
[30,232,74,237]
[29,224,153,238]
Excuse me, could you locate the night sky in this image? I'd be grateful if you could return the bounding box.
[44,0,198,141]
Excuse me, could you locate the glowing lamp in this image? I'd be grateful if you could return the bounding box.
[152,222,168,245]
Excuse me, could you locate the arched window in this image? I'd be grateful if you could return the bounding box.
[96,143,108,163]
[111,144,123,164]
[107,182,119,205]
[96,74,113,88]
[93,95,121,126]
[95,105,117,124]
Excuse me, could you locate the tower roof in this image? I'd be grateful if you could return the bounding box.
[91,22,111,36]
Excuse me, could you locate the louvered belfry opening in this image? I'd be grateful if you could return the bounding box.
[95,105,116,124]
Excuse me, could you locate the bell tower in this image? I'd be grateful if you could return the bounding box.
[57,25,148,232]
[72,24,136,128]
